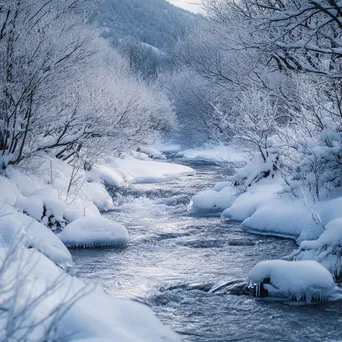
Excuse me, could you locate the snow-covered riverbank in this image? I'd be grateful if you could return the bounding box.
[2,141,342,339]
[187,145,342,301]
[0,151,194,341]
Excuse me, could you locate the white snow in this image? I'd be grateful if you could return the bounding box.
[89,156,194,186]
[112,158,195,183]
[87,165,129,187]
[189,186,237,214]
[240,198,320,240]
[87,182,114,211]
[0,209,72,266]
[57,217,129,248]
[249,260,337,301]
[190,173,342,242]
[289,218,342,275]
[221,179,281,222]
[176,145,247,163]
[0,247,180,342]
[137,146,166,159]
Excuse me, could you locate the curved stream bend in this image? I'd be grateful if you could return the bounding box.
[72,160,342,342]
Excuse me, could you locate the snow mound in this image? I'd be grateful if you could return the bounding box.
[189,186,237,214]
[87,182,114,211]
[87,165,128,187]
[58,217,129,248]
[0,247,180,342]
[221,179,282,222]
[249,260,337,302]
[241,199,319,240]
[0,209,71,266]
[137,146,166,159]
[113,158,195,183]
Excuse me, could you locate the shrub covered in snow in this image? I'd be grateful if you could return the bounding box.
[289,218,342,278]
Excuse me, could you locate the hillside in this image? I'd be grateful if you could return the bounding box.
[92,0,198,50]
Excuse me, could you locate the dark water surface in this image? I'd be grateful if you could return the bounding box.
[72,160,342,342]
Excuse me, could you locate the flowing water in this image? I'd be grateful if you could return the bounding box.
[72,159,342,342]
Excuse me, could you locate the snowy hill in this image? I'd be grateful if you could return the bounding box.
[91,0,199,78]
[92,0,198,50]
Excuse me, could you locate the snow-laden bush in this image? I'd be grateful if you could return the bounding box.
[223,88,283,190]
[289,218,342,278]
[282,77,342,201]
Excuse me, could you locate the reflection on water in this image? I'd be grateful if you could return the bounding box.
[72,160,342,342]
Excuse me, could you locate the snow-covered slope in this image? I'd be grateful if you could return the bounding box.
[0,153,192,340]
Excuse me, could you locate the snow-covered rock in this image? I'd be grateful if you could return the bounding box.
[249,260,337,302]
[58,217,129,248]
[87,165,129,187]
[189,186,237,214]
[112,158,195,183]
[0,209,71,266]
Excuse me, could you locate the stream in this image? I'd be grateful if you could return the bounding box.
[72,159,342,342]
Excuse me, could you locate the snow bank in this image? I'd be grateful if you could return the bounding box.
[4,157,109,225]
[58,217,129,248]
[290,218,342,276]
[0,247,180,342]
[0,209,71,266]
[177,145,247,163]
[221,181,279,221]
[189,186,237,214]
[87,165,129,187]
[223,184,342,241]
[89,156,194,186]
[87,182,114,211]
[137,146,166,159]
[249,260,337,301]
[240,198,320,240]
[112,158,195,183]
[190,173,342,242]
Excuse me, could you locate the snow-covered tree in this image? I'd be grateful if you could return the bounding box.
[283,76,342,200]
[0,0,176,169]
